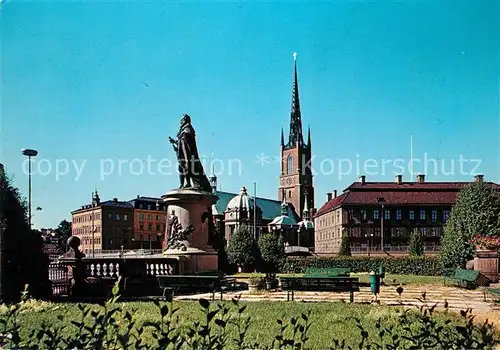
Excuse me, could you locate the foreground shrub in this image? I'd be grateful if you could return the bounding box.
[283,256,442,276]
[0,280,497,349]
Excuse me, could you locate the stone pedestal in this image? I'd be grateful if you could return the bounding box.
[474,249,499,283]
[162,189,219,274]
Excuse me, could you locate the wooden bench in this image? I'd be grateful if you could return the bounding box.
[280,276,360,302]
[304,267,350,277]
[444,268,489,290]
[157,275,236,301]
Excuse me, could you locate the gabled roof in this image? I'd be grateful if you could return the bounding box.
[315,180,499,218]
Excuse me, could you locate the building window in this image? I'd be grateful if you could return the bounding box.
[420,209,426,220]
[139,204,143,209]
[139,214,144,220]
[147,204,151,210]
[374,227,381,236]
[287,155,293,175]
[124,214,128,221]
[443,209,450,222]
[140,234,143,241]
[108,213,112,219]
[360,209,367,221]
[116,214,120,220]
[139,223,144,231]
[288,190,292,199]
[396,209,402,220]
[431,210,437,222]
[156,215,160,221]
[148,215,152,220]
[409,210,415,220]
[148,223,152,232]
[384,209,391,220]
[156,224,160,232]
[373,209,380,220]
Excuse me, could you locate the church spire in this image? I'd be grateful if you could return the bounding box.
[281,126,285,147]
[288,52,303,147]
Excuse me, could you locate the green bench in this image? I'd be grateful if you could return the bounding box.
[280,276,359,302]
[444,268,489,290]
[485,288,500,303]
[304,267,350,277]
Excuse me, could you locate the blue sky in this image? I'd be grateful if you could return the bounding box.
[1,1,499,228]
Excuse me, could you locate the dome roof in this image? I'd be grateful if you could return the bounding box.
[226,187,254,212]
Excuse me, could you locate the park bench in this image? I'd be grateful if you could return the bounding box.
[280,276,359,302]
[157,275,236,301]
[304,267,350,277]
[484,288,500,303]
[443,268,489,290]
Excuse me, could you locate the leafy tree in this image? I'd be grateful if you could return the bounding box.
[55,219,72,242]
[338,230,351,256]
[227,225,259,272]
[258,233,285,272]
[440,181,500,269]
[409,228,424,257]
[0,166,50,301]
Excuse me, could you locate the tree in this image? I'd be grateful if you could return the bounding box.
[227,225,259,272]
[440,181,500,269]
[55,219,72,245]
[409,228,424,257]
[338,230,351,256]
[258,233,285,272]
[0,166,50,301]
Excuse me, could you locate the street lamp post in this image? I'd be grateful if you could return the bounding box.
[253,182,257,239]
[21,149,38,228]
[377,197,386,251]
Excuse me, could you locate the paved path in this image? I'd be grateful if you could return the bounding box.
[175,284,500,321]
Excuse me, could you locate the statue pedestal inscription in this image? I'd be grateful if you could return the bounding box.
[162,189,219,274]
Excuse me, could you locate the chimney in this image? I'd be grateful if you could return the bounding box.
[137,195,140,199]
[359,175,366,185]
[474,174,484,183]
[395,175,403,184]
[326,192,332,202]
[333,190,338,198]
[416,174,425,184]
[113,198,118,203]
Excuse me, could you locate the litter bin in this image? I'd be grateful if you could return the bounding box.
[163,287,174,302]
[370,271,380,295]
[378,266,386,279]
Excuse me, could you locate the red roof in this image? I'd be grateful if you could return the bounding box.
[315,181,500,217]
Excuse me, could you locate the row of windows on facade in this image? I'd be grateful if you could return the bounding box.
[80,237,102,245]
[73,212,167,224]
[73,226,102,235]
[138,203,167,211]
[139,223,164,233]
[317,227,443,241]
[317,208,451,228]
[138,214,166,221]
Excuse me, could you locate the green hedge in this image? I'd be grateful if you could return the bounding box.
[283,256,443,276]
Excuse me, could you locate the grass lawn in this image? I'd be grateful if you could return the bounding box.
[8,299,470,349]
[234,273,444,286]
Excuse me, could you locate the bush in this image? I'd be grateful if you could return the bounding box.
[409,228,424,257]
[0,280,497,349]
[283,256,442,276]
[227,225,259,271]
[258,233,285,272]
[440,181,500,269]
[338,230,351,257]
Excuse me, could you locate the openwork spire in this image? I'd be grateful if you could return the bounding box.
[288,52,303,147]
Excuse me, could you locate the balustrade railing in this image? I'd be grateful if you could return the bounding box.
[350,245,440,253]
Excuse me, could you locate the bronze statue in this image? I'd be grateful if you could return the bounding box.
[169,114,212,192]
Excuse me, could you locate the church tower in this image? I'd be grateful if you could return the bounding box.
[278,53,314,219]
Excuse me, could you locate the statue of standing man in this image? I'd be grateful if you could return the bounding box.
[169,114,212,192]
